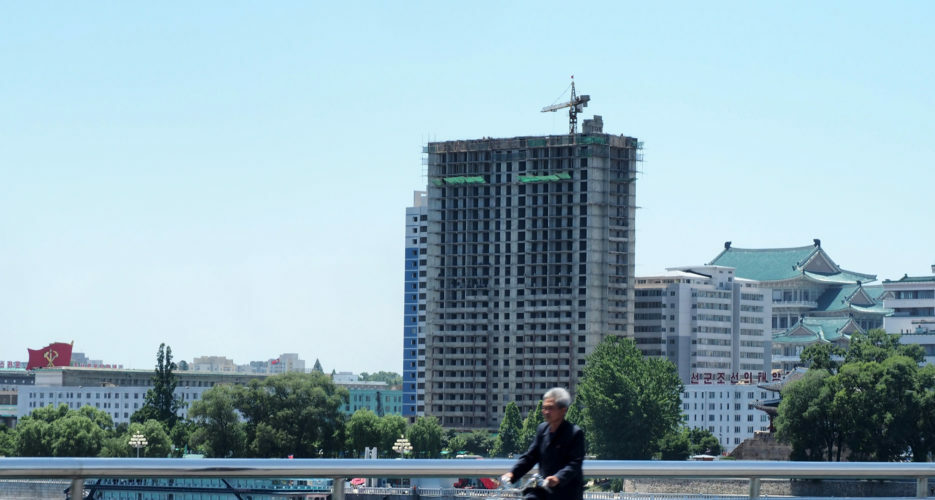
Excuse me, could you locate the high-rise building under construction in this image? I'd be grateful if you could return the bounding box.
[422,116,642,428]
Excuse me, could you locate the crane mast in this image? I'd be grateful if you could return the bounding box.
[541,77,590,134]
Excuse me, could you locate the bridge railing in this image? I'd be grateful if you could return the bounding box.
[1,458,934,500]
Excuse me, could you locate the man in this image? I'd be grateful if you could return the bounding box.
[502,388,585,500]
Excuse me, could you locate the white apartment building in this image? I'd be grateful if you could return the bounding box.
[682,384,772,452]
[635,265,773,452]
[883,267,935,364]
[635,265,772,384]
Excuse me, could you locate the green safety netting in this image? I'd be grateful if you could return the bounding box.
[518,172,572,183]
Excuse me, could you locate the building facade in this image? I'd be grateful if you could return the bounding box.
[402,190,428,420]
[682,383,772,452]
[634,266,772,384]
[422,117,641,428]
[707,240,886,370]
[336,380,403,417]
[883,268,935,364]
[16,367,266,425]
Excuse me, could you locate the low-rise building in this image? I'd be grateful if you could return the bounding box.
[334,380,403,417]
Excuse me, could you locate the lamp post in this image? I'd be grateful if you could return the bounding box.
[129,433,148,458]
[392,435,412,457]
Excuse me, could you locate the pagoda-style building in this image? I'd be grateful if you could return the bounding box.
[708,239,889,371]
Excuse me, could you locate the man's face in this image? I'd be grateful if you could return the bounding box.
[541,397,567,426]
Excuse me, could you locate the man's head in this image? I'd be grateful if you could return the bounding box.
[541,387,571,428]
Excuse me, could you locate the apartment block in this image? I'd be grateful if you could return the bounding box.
[402,190,428,419]
[422,116,641,428]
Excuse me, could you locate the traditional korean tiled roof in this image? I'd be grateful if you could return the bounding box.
[814,284,890,315]
[708,242,876,284]
[772,317,860,344]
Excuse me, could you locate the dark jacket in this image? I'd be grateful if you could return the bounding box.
[510,420,585,500]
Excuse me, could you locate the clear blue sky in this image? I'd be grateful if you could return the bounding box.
[2,2,932,373]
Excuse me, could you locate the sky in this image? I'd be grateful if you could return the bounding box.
[2,2,933,374]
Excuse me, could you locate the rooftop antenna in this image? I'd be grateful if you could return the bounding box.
[541,75,590,134]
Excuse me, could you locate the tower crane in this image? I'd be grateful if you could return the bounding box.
[541,76,590,134]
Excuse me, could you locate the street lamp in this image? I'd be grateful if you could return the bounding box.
[392,435,412,457]
[129,433,148,458]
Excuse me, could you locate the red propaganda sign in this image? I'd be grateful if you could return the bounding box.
[27,341,74,370]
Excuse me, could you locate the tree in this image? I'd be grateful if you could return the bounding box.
[359,371,403,387]
[688,427,722,456]
[133,343,185,429]
[313,359,324,373]
[0,424,15,456]
[13,405,65,456]
[778,330,931,462]
[491,402,523,457]
[657,427,691,460]
[577,336,683,459]
[14,404,114,457]
[346,409,381,457]
[447,430,492,457]
[800,343,844,374]
[178,360,189,371]
[188,384,246,458]
[236,372,347,457]
[518,400,543,450]
[776,369,843,461]
[49,411,108,456]
[408,416,443,458]
[377,414,408,457]
[845,329,924,364]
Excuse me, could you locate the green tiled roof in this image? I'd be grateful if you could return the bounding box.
[803,270,876,285]
[863,285,886,301]
[883,274,935,283]
[708,243,876,283]
[709,245,818,281]
[773,317,857,344]
[814,284,890,315]
[815,285,860,312]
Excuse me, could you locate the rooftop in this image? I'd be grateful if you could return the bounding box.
[708,240,876,284]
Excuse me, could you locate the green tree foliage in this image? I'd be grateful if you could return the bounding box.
[657,428,691,460]
[846,329,924,364]
[376,414,408,457]
[313,359,324,373]
[577,336,683,459]
[14,404,114,457]
[358,371,403,387]
[133,343,185,429]
[777,329,933,461]
[235,372,347,457]
[0,424,15,456]
[491,402,523,457]
[800,343,844,374]
[688,427,722,456]
[346,409,381,457]
[447,430,493,457]
[187,384,246,457]
[408,416,443,458]
[518,400,543,449]
[776,369,841,460]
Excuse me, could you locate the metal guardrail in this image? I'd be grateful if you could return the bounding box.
[1,458,934,500]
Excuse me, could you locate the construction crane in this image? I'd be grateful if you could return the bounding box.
[541,76,590,134]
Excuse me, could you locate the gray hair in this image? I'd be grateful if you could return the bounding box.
[543,387,572,409]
